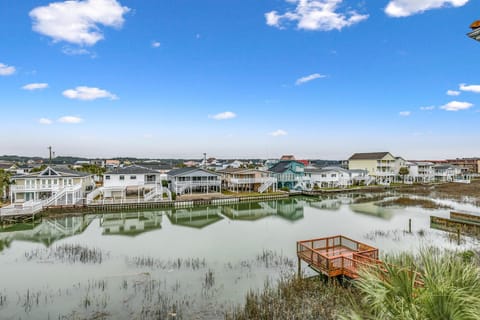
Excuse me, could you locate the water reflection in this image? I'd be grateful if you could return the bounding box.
[101,211,163,236]
[0,216,93,246]
[349,202,393,219]
[0,196,396,248]
[167,207,223,229]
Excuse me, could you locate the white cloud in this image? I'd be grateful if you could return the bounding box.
[63,86,118,100]
[29,0,130,46]
[459,83,480,93]
[440,101,473,111]
[270,129,288,137]
[295,73,326,85]
[399,111,411,116]
[385,0,469,18]
[22,83,49,90]
[420,105,435,111]
[209,111,237,120]
[0,63,15,76]
[446,90,460,96]
[265,0,368,31]
[39,118,53,125]
[58,116,83,123]
[62,46,92,56]
[151,41,161,48]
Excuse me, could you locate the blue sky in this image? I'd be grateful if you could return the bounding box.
[0,0,479,159]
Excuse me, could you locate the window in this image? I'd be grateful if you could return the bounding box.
[120,175,125,180]
[105,176,110,180]
[321,174,326,178]
[130,175,137,180]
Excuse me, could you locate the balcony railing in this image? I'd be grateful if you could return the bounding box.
[230,177,273,184]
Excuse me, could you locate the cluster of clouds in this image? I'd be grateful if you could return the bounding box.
[400,82,478,116]
[266,0,470,31]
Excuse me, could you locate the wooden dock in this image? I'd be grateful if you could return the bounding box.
[297,235,379,278]
[296,235,423,286]
[430,211,480,236]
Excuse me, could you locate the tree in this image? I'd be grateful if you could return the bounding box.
[0,169,11,201]
[398,167,409,183]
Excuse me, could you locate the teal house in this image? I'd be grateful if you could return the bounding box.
[268,161,306,190]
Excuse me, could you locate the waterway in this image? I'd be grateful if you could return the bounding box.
[0,194,478,319]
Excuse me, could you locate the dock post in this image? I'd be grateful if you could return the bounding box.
[408,219,412,233]
[297,256,301,279]
[457,228,461,246]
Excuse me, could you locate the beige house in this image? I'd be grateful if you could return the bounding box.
[219,168,277,193]
[348,152,398,184]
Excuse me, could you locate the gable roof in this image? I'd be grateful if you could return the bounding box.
[12,166,91,179]
[268,161,304,173]
[168,167,221,177]
[348,152,392,161]
[105,165,160,175]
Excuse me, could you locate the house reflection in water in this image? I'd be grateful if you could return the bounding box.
[100,211,163,236]
[0,216,93,247]
[167,207,223,229]
[221,198,304,222]
[309,195,353,211]
[348,202,393,220]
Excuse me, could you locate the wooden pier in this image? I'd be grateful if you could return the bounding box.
[297,235,379,279]
[296,235,423,286]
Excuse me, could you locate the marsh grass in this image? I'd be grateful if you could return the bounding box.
[225,276,357,320]
[378,197,453,209]
[126,256,207,270]
[25,244,107,264]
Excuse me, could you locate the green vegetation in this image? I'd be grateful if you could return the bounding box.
[226,276,354,320]
[0,169,11,200]
[221,191,286,197]
[76,164,106,176]
[345,249,480,320]
[30,164,47,173]
[228,249,480,320]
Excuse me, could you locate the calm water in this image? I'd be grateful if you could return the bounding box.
[0,195,478,319]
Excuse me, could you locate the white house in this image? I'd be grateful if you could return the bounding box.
[348,152,399,184]
[1,166,95,216]
[433,164,462,182]
[93,165,167,202]
[305,166,353,189]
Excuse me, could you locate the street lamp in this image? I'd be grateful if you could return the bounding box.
[468,20,480,41]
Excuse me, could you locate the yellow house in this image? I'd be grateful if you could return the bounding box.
[348,152,397,183]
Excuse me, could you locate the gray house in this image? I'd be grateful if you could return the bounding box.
[168,168,221,195]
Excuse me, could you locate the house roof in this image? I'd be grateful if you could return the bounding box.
[12,166,91,179]
[348,152,392,160]
[217,168,267,174]
[168,167,221,177]
[305,166,350,174]
[268,161,304,173]
[280,155,296,161]
[105,165,160,175]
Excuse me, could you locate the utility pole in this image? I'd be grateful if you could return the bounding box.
[48,146,53,166]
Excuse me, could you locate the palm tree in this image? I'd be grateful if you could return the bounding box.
[343,248,480,320]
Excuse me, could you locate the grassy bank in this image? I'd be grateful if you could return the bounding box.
[226,248,480,320]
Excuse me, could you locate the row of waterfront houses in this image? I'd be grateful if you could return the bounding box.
[1,152,476,215]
